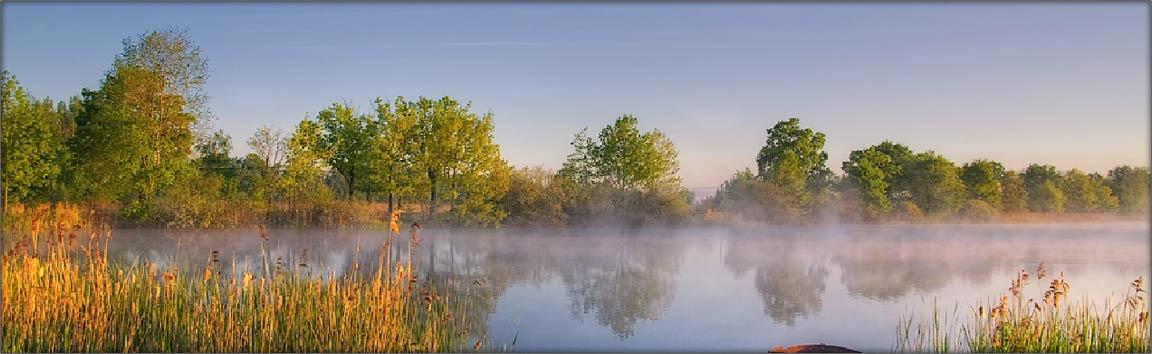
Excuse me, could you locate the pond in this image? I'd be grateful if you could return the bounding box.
[104,223,1149,352]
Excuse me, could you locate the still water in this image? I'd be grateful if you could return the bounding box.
[107,223,1149,352]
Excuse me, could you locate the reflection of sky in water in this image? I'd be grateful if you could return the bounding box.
[99,223,1149,352]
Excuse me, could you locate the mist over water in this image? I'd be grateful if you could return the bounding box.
[106,223,1149,352]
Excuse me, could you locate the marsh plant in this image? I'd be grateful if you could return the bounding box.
[895,263,1150,353]
[1,210,491,352]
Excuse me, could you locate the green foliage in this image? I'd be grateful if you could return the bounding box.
[278,119,329,201]
[313,103,380,199]
[500,166,567,227]
[65,28,207,216]
[562,115,681,191]
[959,199,997,220]
[902,152,965,216]
[1022,164,1065,212]
[872,141,915,200]
[369,98,420,212]
[1,72,68,205]
[116,28,211,131]
[407,97,510,226]
[960,159,1004,209]
[707,168,800,223]
[69,65,196,205]
[557,115,689,226]
[840,141,915,220]
[842,148,895,218]
[999,171,1029,212]
[755,118,832,212]
[1107,166,1150,213]
[1029,180,1065,213]
[1060,169,1117,212]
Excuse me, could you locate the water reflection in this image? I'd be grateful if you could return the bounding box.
[85,224,1148,351]
[724,236,829,326]
[559,237,680,338]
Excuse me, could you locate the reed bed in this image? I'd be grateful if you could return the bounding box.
[1,210,489,353]
[895,263,1150,353]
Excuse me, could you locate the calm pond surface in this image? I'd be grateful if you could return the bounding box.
[106,223,1149,352]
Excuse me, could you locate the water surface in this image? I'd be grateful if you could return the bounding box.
[106,223,1150,352]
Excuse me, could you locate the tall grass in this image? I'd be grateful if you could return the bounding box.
[1,210,490,352]
[896,263,1150,353]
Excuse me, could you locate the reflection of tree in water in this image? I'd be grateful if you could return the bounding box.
[754,264,828,326]
[832,230,999,301]
[562,249,677,338]
[407,231,683,340]
[724,234,829,326]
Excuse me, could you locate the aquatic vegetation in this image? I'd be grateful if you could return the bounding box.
[1,221,487,352]
[895,264,1150,353]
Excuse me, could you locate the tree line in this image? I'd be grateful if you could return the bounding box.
[704,118,1150,223]
[2,29,1147,228]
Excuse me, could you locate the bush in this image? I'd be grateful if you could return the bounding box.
[500,167,567,227]
[959,199,997,221]
[891,201,924,222]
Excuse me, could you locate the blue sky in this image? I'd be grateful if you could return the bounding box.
[3,2,1148,189]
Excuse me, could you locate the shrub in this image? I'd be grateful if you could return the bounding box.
[959,199,997,221]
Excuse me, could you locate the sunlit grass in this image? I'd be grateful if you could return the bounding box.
[1,209,489,352]
[895,263,1150,353]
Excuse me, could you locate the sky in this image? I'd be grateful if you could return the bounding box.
[3,2,1149,192]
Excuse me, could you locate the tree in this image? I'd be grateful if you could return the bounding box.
[1107,166,1150,213]
[558,128,598,185]
[247,125,287,174]
[1060,169,1115,212]
[1022,164,1064,212]
[842,148,894,218]
[68,29,207,209]
[70,65,195,204]
[408,97,510,225]
[1,72,67,206]
[370,97,422,214]
[117,28,212,138]
[557,115,688,225]
[194,130,238,178]
[1088,172,1118,212]
[999,171,1029,212]
[960,159,1005,209]
[278,119,329,201]
[561,115,681,191]
[1029,180,1065,213]
[840,141,913,218]
[901,151,965,215]
[872,141,915,200]
[755,118,832,214]
[313,103,379,199]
